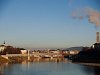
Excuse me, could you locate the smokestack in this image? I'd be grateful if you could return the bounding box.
[96,32,99,43]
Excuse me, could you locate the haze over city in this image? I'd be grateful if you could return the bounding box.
[0,0,100,49]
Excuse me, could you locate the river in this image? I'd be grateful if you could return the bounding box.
[0,58,100,75]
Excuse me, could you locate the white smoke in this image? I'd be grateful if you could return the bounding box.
[85,7,100,29]
[71,8,85,20]
[72,7,100,29]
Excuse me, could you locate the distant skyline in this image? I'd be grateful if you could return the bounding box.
[0,0,100,49]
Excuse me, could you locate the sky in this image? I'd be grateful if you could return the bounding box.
[0,0,100,49]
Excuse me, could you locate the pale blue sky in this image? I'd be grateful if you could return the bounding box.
[0,0,100,49]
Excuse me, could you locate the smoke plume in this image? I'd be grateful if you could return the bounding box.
[85,7,100,29]
[72,7,100,29]
[71,8,85,20]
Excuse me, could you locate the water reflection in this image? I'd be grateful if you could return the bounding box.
[0,63,8,75]
[81,65,100,75]
[0,59,100,75]
[93,67,100,75]
[29,58,67,62]
[0,72,3,75]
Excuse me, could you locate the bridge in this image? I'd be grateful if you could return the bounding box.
[1,53,63,60]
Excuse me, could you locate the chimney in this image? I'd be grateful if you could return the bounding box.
[96,32,99,43]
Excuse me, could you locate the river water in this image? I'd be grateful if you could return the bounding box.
[0,59,100,75]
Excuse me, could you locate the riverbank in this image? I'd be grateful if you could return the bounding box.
[73,62,100,67]
[0,56,66,64]
[0,56,9,65]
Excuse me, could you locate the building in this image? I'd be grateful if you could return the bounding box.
[21,50,27,54]
[91,32,100,50]
[0,45,6,52]
[0,41,6,52]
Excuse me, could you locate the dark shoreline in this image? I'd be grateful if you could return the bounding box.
[73,62,100,67]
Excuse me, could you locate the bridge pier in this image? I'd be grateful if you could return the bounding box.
[28,50,30,61]
[50,56,53,59]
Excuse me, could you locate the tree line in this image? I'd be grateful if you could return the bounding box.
[0,46,25,55]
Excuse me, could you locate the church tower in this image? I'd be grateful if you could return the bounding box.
[3,40,5,45]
